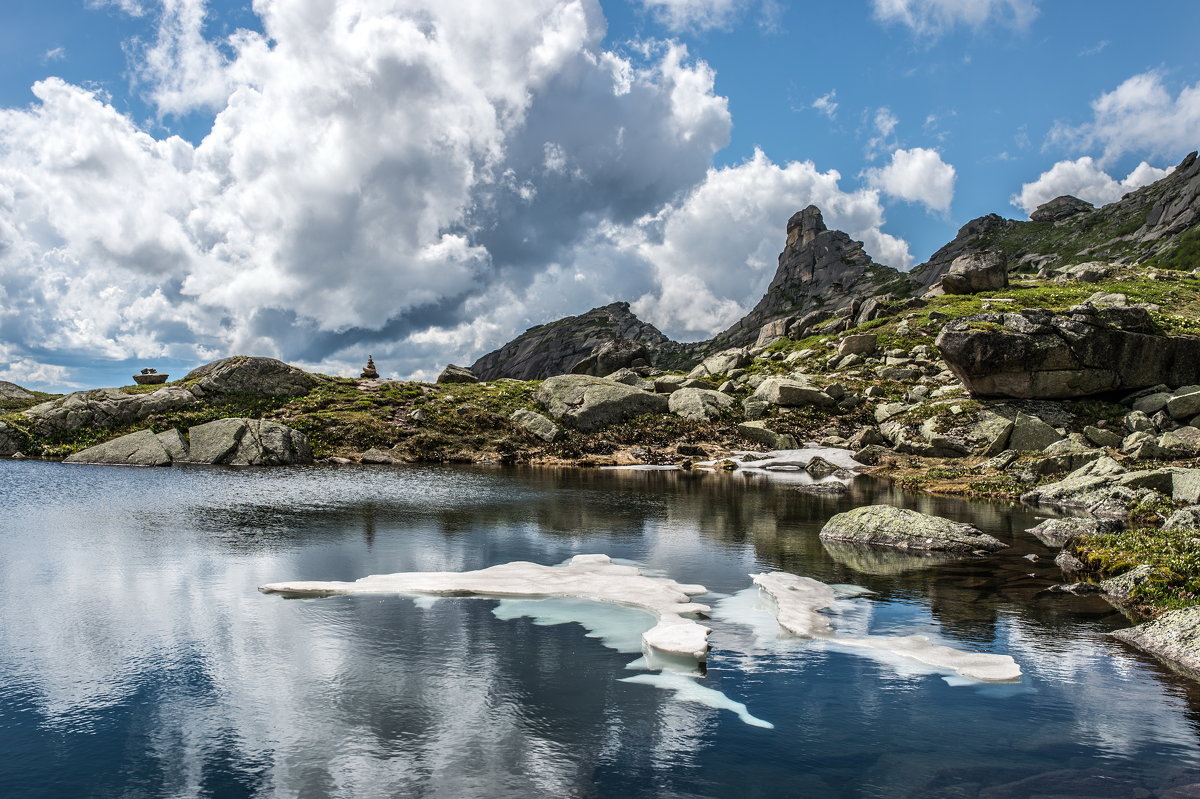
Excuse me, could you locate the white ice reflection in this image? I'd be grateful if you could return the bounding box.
[713,583,1023,685]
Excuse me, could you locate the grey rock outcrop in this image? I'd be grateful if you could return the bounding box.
[687,348,750,379]
[0,422,23,456]
[937,251,1008,295]
[63,428,172,467]
[534,375,668,432]
[1165,506,1200,530]
[737,421,798,450]
[23,357,320,437]
[436,364,479,384]
[571,338,653,377]
[1112,605,1200,680]
[752,377,835,408]
[157,429,188,461]
[1025,517,1121,548]
[1030,195,1094,222]
[0,381,35,401]
[471,302,674,381]
[907,213,1011,291]
[184,356,319,397]
[186,418,313,466]
[819,505,1008,553]
[360,448,400,465]
[668,388,734,421]
[24,386,198,436]
[510,409,562,442]
[936,306,1200,399]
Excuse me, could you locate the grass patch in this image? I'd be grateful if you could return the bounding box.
[1071,527,1200,611]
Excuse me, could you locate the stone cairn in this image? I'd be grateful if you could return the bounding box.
[360,356,379,379]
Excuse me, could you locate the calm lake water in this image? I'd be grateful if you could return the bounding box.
[3,460,1200,798]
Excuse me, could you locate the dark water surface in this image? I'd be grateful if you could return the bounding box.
[2,460,1200,798]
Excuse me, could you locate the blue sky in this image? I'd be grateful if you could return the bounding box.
[1,0,1199,391]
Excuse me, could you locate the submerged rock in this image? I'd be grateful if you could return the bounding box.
[1112,606,1200,681]
[535,375,668,432]
[819,505,1007,553]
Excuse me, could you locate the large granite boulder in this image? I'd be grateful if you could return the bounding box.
[534,375,668,432]
[936,306,1200,398]
[1030,195,1094,222]
[1112,606,1200,681]
[571,338,652,377]
[24,386,198,436]
[436,364,479,384]
[668,388,734,421]
[64,429,172,467]
[737,421,798,450]
[752,377,835,408]
[687,348,750,379]
[184,357,319,398]
[819,505,1008,553]
[186,418,313,466]
[1025,516,1122,548]
[938,251,1008,295]
[0,381,35,401]
[510,409,562,442]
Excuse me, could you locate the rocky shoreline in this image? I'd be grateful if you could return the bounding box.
[5,150,1200,683]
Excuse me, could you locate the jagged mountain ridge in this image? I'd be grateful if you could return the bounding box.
[472,151,1200,380]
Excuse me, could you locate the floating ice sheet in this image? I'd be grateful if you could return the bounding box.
[696,447,862,473]
[260,554,712,660]
[748,572,1022,683]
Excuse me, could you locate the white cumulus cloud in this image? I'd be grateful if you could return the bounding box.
[864,147,956,214]
[627,148,913,339]
[0,0,740,385]
[1050,71,1200,165]
[1011,156,1172,216]
[871,0,1038,36]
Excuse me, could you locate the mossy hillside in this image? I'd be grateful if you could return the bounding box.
[0,388,59,413]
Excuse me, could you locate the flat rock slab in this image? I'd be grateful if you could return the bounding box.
[1113,606,1200,681]
[820,505,1007,553]
[63,428,171,467]
[260,554,712,660]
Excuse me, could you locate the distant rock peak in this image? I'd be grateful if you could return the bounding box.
[786,205,827,249]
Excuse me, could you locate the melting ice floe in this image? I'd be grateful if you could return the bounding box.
[259,554,712,660]
[698,447,863,472]
[742,572,1022,683]
[262,556,776,728]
